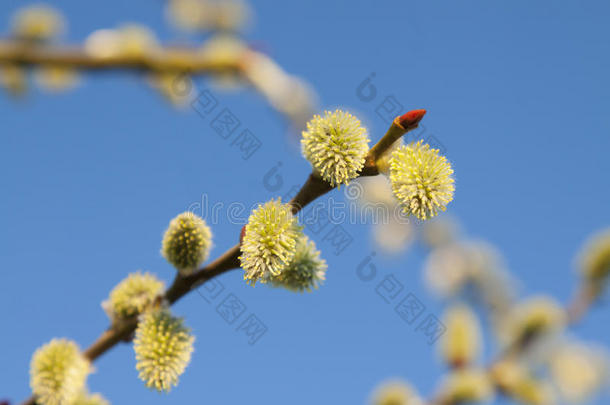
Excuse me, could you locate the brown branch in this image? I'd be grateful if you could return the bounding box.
[20,111,425,405]
[0,40,241,73]
[566,282,599,324]
[0,39,315,128]
[166,244,241,305]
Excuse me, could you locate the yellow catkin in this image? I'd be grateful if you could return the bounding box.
[301,109,370,187]
[103,271,165,321]
[133,309,195,392]
[549,342,609,403]
[578,228,610,281]
[269,235,327,292]
[239,198,302,285]
[440,305,482,367]
[161,212,213,275]
[389,140,454,220]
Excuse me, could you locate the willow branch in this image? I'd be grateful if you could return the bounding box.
[566,282,599,324]
[0,41,237,72]
[20,111,424,405]
[426,278,603,405]
[0,39,314,127]
[366,109,427,164]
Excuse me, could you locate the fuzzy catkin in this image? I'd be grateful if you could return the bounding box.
[301,109,370,187]
[30,339,90,405]
[161,212,213,275]
[389,140,454,220]
[133,309,195,392]
[239,198,303,285]
[269,235,326,292]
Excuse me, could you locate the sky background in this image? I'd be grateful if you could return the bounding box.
[1,0,610,404]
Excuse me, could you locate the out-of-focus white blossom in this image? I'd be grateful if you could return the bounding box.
[357,176,397,207]
[85,26,159,59]
[167,0,250,32]
[372,220,415,254]
[549,341,609,403]
[421,215,459,249]
[356,175,415,254]
[243,51,316,130]
[424,240,514,315]
[12,5,64,42]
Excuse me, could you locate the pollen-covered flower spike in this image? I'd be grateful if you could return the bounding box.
[389,140,455,220]
[162,212,213,276]
[239,198,303,286]
[133,309,195,392]
[269,235,327,292]
[30,338,90,405]
[301,109,370,187]
[102,271,165,322]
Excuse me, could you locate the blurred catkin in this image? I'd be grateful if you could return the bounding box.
[162,212,213,276]
[440,305,482,367]
[102,271,165,321]
[30,339,90,405]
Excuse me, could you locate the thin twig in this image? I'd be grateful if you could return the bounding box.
[367,109,427,164]
[0,41,240,73]
[20,112,423,405]
[0,39,314,128]
[566,282,599,323]
[426,280,602,405]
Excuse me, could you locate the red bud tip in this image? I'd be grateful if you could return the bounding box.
[239,226,246,245]
[397,109,426,128]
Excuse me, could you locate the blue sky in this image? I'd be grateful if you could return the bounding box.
[1,1,610,404]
